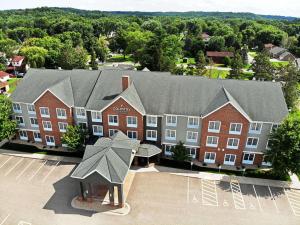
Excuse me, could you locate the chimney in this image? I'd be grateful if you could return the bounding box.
[122,75,130,91]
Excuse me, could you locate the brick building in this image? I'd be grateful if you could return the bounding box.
[11,69,288,168]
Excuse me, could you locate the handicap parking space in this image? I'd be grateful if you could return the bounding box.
[285,188,300,217]
[216,181,235,209]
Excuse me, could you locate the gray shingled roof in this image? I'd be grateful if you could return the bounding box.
[71,132,137,184]
[269,47,287,55]
[136,144,162,157]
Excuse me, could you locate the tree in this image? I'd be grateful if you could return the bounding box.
[207,36,225,51]
[58,44,88,69]
[228,53,243,78]
[96,35,110,62]
[0,95,17,141]
[61,125,85,150]
[266,111,300,178]
[252,51,274,81]
[20,46,48,68]
[171,141,191,161]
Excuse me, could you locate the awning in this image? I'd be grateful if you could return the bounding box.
[135,144,162,158]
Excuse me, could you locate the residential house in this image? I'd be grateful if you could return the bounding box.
[201,33,211,42]
[268,46,287,59]
[206,51,234,64]
[6,56,27,75]
[279,51,296,62]
[0,71,10,82]
[0,81,9,94]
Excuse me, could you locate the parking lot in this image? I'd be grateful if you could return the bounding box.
[0,153,299,225]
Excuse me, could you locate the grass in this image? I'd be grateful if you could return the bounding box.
[204,69,229,79]
[177,58,196,65]
[249,51,257,57]
[271,61,289,68]
[7,78,21,94]
[106,54,134,63]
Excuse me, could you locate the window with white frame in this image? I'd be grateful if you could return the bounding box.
[271,123,279,133]
[13,103,22,113]
[246,137,259,148]
[127,130,137,139]
[58,122,68,132]
[186,131,198,143]
[27,104,35,114]
[229,123,242,135]
[262,155,272,166]
[204,152,216,163]
[30,117,38,127]
[56,108,67,119]
[165,129,176,141]
[78,122,87,130]
[146,115,157,127]
[224,154,236,165]
[33,131,42,142]
[75,108,86,118]
[109,129,118,137]
[165,145,174,156]
[208,121,221,133]
[92,125,103,136]
[226,138,239,149]
[166,115,177,127]
[206,136,218,147]
[187,117,199,128]
[243,153,255,164]
[249,122,262,134]
[146,130,157,141]
[16,116,24,126]
[91,111,102,122]
[186,147,197,159]
[19,130,28,140]
[127,116,137,128]
[108,115,118,126]
[40,107,50,118]
[45,135,55,146]
[42,121,52,131]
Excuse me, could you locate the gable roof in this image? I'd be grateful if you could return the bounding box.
[269,47,286,55]
[11,56,25,63]
[0,71,10,79]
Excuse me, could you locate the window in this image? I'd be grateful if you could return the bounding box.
[19,130,28,140]
[40,107,50,118]
[262,155,272,166]
[249,122,262,134]
[42,121,52,131]
[16,116,24,126]
[27,104,35,114]
[224,154,236,165]
[206,136,218,147]
[92,125,103,136]
[165,129,176,141]
[91,111,102,122]
[108,115,118,126]
[204,152,216,163]
[146,115,157,127]
[246,137,259,148]
[226,138,239,149]
[165,145,174,156]
[166,115,177,127]
[271,123,279,133]
[186,131,198,143]
[78,122,87,130]
[30,117,38,128]
[58,122,68,132]
[229,123,242,135]
[13,103,22,113]
[109,129,118,137]
[243,153,255,164]
[45,135,55,146]
[146,130,157,141]
[208,121,221,133]
[127,130,137,139]
[127,116,137,128]
[75,108,86,118]
[186,147,197,159]
[56,108,67,119]
[33,132,42,142]
[187,117,199,128]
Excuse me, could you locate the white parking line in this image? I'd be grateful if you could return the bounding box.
[268,186,279,213]
[18,221,32,225]
[0,214,10,225]
[4,158,24,176]
[16,160,35,180]
[42,161,60,183]
[252,185,263,212]
[201,179,218,206]
[0,156,13,169]
[28,160,47,181]
[187,176,190,204]
[285,188,300,216]
[230,180,245,210]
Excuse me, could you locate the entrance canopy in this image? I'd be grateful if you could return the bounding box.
[136,144,162,158]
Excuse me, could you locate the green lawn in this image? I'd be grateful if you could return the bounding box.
[177,58,196,65]
[204,69,229,79]
[271,61,289,68]
[249,51,257,57]
[7,78,21,94]
[106,54,134,63]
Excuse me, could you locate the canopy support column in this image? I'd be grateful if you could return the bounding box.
[117,184,124,208]
[109,185,114,206]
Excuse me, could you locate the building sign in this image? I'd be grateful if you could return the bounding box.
[113,105,131,114]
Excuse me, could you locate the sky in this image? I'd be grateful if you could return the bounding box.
[1,0,300,17]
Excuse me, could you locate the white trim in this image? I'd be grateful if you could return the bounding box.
[146,129,157,141]
[58,122,68,133]
[242,153,255,165]
[56,108,67,119]
[206,136,219,148]
[204,152,216,164]
[187,116,200,129]
[100,96,145,116]
[75,107,86,119]
[126,116,138,128]
[32,89,72,107]
[186,131,198,143]
[242,151,263,155]
[45,135,55,146]
[19,130,28,141]
[40,107,50,118]
[165,129,176,141]
[184,144,200,148]
[29,117,39,128]
[224,154,236,165]
[91,110,102,123]
[249,122,263,134]
[12,103,22,113]
[42,120,52,131]
[108,115,119,126]
[33,131,42,142]
[127,130,138,140]
[226,138,240,150]
[27,104,36,115]
[229,123,243,135]
[208,121,221,133]
[246,137,259,149]
[92,125,103,136]
[15,116,25,127]
[146,115,158,127]
[162,142,177,146]
[166,115,177,127]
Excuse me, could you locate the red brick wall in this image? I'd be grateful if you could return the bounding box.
[102,97,144,140]
[34,91,73,146]
[253,153,263,166]
[199,103,250,166]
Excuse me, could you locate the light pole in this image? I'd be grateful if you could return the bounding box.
[218,165,222,173]
[242,168,246,176]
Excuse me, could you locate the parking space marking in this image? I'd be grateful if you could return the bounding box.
[268,185,279,213]
[201,179,218,206]
[42,161,60,183]
[285,188,300,216]
[28,160,47,181]
[0,156,13,169]
[187,176,190,203]
[0,214,10,225]
[18,221,32,225]
[230,179,245,210]
[252,185,263,212]
[16,160,35,180]
[4,158,24,176]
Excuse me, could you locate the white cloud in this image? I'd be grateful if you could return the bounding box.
[1,0,300,17]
